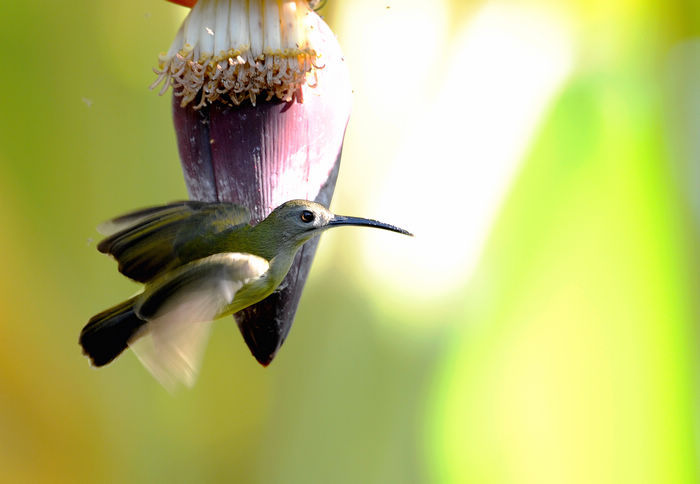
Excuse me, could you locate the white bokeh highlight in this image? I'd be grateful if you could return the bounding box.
[337,1,575,302]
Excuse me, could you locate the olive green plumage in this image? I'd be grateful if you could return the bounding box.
[80,199,411,389]
[96,201,253,282]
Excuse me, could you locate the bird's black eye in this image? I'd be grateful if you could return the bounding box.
[300,210,315,223]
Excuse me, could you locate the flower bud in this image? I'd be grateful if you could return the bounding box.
[155,0,351,365]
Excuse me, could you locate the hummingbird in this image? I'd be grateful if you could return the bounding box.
[79,199,411,389]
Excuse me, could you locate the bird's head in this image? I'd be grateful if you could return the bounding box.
[261,200,412,249]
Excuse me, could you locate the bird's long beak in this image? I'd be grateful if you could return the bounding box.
[329,215,413,236]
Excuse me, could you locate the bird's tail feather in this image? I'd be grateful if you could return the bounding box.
[79,297,146,367]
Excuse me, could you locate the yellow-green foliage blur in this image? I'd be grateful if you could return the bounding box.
[0,0,698,483]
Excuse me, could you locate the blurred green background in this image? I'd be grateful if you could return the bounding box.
[1,0,699,482]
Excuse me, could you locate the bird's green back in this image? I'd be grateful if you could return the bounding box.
[98,201,255,283]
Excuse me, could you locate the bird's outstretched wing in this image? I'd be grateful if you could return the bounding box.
[129,252,269,390]
[97,201,206,236]
[97,201,251,283]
